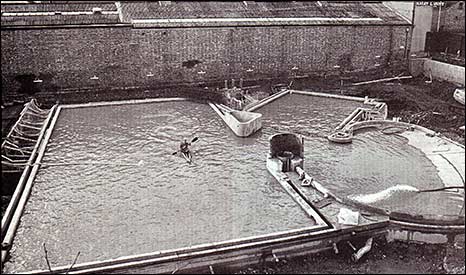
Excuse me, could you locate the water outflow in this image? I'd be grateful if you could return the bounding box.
[349,185,419,204]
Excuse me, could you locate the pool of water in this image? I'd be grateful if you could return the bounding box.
[256,95,463,219]
[5,94,463,273]
[5,99,316,273]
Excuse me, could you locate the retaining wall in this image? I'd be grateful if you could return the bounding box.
[423,59,465,85]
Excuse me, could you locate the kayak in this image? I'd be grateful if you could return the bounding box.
[181,151,192,164]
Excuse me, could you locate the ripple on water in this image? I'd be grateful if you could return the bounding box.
[5,96,461,273]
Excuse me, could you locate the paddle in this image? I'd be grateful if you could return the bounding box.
[172,137,199,155]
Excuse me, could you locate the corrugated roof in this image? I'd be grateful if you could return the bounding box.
[1,2,120,27]
[121,1,411,27]
[1,14,121,26]
[0,2,117,12]
[0,1,410,28]
[132,17,389,29]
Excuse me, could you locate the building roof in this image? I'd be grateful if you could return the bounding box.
[0,2,117,12]
[0,1,411,28]
[0,2,121,27]
[121,1,411,27]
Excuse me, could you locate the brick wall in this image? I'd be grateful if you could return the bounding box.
[1,24,410,102]
[431,2,466,33]
[441,2,465,33]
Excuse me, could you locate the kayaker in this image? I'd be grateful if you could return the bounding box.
[180,139,191,154]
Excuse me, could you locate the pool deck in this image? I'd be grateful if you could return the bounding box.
[400,127,465,190]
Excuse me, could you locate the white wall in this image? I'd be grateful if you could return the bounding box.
[383,2,435,54]
[411,5,434,54]
[424,59,465,85]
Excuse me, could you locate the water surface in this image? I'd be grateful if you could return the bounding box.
[5,94,462,273]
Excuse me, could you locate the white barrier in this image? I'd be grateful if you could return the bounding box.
[423,59,465,86]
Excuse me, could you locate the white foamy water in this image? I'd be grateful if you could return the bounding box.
[350,185,419,204]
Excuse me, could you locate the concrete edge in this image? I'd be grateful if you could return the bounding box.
[60,97,188,109]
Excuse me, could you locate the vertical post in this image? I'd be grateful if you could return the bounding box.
[224,79,228,89]
[231,79,235,88]
[404,27,410,59]
[411,1,416,25]
[436,5,442,32]
[301,136,304,158]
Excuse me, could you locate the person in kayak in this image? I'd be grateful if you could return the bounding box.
[180,139,191,154]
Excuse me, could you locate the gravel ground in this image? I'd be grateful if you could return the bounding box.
[358,77,465,145]
[233,240,446,274]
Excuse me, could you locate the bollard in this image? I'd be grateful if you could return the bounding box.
[332,242,339,254]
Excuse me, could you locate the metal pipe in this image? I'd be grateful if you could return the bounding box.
[1,106,59,253]
[18,122,42,131]
[4,139,20,148]
[347,241,357,251]
[60,97,187,109]
[1,101,31,149]
[1,161,27,167]
[3,145,32,154]
[245,89,290,112]
[2,155,28,163]
[289,90,367,102]
[352,238,373,262]
[1,251,6,265]
[335,108,363,131]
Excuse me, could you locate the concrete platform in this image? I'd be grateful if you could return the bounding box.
[400,128,465,191]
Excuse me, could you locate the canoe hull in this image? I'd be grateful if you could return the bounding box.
[181,151,192,163]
